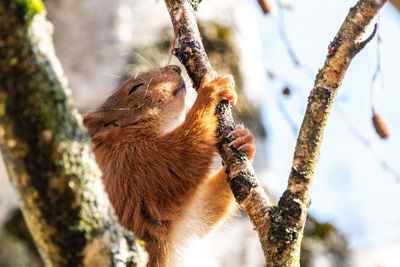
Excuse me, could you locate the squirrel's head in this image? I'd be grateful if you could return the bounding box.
[83,65,186,142]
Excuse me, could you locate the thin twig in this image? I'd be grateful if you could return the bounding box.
[266,69,300,135]
[273,9,396,179]
[276,4,314,78]
[269,43,397,179]
[336,104,400,180]
[357,22,378,53]
[370,18,383,113]
[276,90,299,136]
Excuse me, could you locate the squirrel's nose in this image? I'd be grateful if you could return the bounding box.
[167,65,181,74]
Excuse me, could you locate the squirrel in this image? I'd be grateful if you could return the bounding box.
[83,65,256,267]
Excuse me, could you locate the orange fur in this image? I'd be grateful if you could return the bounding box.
[83,66,255,267]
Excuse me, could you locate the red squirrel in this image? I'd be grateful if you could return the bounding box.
[83,65,255,267]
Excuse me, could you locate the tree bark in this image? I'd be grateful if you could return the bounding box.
[0,1,147,266]
[268,2,385,264]
[163,0,273,256]
[163,0,386,266]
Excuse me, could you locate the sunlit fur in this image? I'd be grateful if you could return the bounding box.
[83,66,254,267]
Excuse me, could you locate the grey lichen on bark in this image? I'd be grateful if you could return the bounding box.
[187,0,203,11]
[164,0,386,266]
[163,0,273,262]
[165,0,210,89]
[266,0,387,266]
[0,1,147,266]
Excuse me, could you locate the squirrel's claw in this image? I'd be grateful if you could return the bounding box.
[228,125,255,160]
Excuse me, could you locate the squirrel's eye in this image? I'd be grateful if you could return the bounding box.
[104,122,119,127]
[128,83,144,95]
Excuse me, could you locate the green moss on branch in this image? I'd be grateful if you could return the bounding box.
[10,0,44,23]
[0,1,147,266]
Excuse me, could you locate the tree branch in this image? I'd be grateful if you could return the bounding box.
[164,0,273,260]
[164,0,386,266]
[267,0,386,265]
[0,1,147,266]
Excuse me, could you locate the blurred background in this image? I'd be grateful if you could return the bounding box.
[0,0,399,266]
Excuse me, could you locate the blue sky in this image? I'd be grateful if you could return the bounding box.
[255,0,400,249]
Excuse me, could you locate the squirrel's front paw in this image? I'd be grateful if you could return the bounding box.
[228,125,255,160]
[199,70,238,105]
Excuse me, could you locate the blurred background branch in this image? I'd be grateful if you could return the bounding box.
[0,1,146,266]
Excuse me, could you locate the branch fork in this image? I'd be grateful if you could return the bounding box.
[164,0,385,265]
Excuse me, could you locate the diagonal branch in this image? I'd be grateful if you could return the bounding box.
[267,0,387,265]
[163,0,273,258]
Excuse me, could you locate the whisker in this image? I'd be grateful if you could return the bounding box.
[122,70,134,79]
[143,78,153,99]
[103,72,122,79]
[101,107,130,111]
[156,55,163,68]
[130,49,153,68]
[160,57,168,68]
[146,44,159,68]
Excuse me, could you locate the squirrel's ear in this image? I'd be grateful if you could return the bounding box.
[82,112,105,138]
